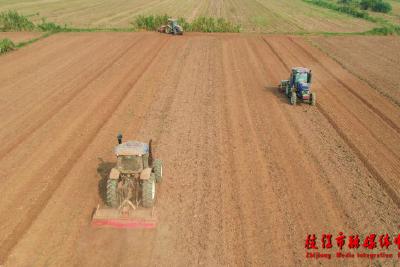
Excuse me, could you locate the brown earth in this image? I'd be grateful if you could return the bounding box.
[0,32,399,266]
[309,36,400,107]
[0,32,42,44]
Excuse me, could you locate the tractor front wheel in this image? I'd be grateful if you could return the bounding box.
[142,174,156,208]
[310,92,316,106]
[106,179,119,208]
[290,92,297,105]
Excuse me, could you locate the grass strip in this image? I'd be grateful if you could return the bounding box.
[302,0,400,35]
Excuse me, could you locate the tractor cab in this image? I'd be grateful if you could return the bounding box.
[166,18,183,35]
[289,67,312,90]
[114,141,150,174]
[168,19,178,28]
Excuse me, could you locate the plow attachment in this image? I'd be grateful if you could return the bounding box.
[91,205,157,229]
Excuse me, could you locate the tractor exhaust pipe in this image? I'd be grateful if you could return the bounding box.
[117,132,123,144]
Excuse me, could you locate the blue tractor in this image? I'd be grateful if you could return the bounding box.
[279,67,316,106]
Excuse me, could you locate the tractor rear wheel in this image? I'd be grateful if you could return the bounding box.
[106,179,119,208]
[142,173,156,208]
[290,92,297,105]
[311,92,316,106]
[153,159,163,183]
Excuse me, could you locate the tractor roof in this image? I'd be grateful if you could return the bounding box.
[292,67,310,73]
[168,18,178,22]
[114,141,149,156]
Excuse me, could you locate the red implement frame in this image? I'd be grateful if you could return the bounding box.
[91,205,156,229]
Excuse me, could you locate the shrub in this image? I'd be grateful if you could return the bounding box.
[360,0,392,13]
[0,38,15,54]
[371,1,392,13]
[132,14,169,31]
[360,0,371,10]
[304,0,373,20]
[368,25,400,35]
[188,17,240,32]
[0,10,35,31]
[37,18,66,32]
[337,0,354,4]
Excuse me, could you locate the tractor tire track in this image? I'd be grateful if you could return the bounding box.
[261,36,400,210]
[280,37,400,161]
[289,37,400,136]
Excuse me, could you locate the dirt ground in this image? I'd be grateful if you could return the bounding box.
[0,32,399,266]
[309,36,400,107]
[0,32,42,44]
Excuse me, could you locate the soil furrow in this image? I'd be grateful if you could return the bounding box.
[289,37,400,136]
[1,33,399,266]
[262,37,400,211]
[0,35,144,161]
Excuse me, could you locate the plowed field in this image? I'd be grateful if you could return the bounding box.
[0,32,399,266]
[309,36,400,107]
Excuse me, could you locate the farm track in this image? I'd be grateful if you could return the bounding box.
[0,32,399,266]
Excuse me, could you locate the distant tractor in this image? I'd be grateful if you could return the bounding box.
[91,134,163,229]
[279,67,316,106]
[158,18,183,35]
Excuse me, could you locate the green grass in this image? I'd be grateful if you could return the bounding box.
[365,24,400,33]
[303,0,377,21]
[132,14,170,31]
[132,15,241,33]
[15,32,52,48]
[303,0,400,34]
[36,18,67,32]
[0,10,34,31]
[182,17,241,32]
[0,37,15,53]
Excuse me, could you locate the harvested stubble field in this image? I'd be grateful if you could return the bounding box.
[0,0,376,33]
[0,32,399,266]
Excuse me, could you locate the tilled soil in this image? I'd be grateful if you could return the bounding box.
[309,36,400,107]
[0,32,399,266]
